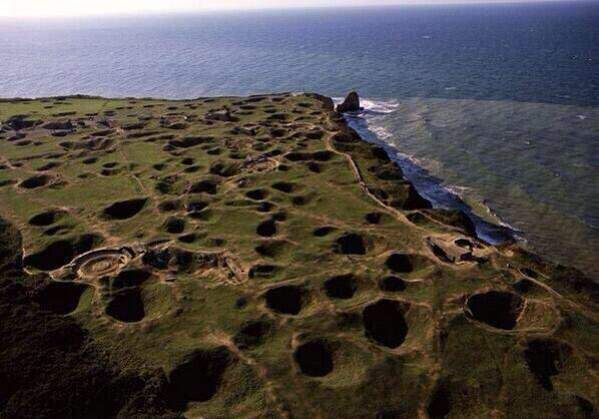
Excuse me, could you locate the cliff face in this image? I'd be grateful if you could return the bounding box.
[0,93,596,418]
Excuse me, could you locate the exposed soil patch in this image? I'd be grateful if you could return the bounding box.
[257,219,277,237]
[379,276,406,292]
[33,281,89,315]
[265,285,305,315]
[102,198,147,220]
[233,318,273,349]
[19,174,53,189]
[105,289,145,323]
[28,209,66,227]
[363,299,408,348]
[333,233,366,255]
[466,291,523,330]
[523,338,571,391]
[294,339,334,377]
[324,274,358,299]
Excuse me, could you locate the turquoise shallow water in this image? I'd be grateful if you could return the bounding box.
[0,2,598,277]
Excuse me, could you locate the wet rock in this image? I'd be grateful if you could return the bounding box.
[336,91,361,113]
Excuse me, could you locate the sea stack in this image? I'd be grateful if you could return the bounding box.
[336,91,361,113]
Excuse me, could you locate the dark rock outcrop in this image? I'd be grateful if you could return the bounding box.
[336,91,361,113]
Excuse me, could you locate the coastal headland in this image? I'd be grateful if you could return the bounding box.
[0,92,596,417]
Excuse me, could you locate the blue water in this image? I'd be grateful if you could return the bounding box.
[1,2,598,277]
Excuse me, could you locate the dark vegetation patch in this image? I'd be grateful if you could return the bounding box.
[363,299,408,348]
[169,347,232,405]
[294,339,334,377]
[379,276,406,292]
[324,274,358,299]
[256,219,277,237]
[233,318,273,349]
[265,285,305,315]
[24,234,100,271]
[33,281,90,315]
[523,338,571,391]
[28,209,66,226]
[103,198,147,220]
[0,272,177,418]
[466,291,523,330]
[333,233,366,255]
[105,289,145,323]
[19,174,53,189]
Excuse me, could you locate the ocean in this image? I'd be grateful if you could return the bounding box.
[1,1,598,278]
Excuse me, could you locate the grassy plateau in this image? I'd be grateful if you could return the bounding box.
[0,92,597,418]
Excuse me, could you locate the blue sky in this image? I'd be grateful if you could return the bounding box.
[0,0,568,17]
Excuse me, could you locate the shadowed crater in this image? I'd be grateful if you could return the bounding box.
[233,318,273,349]
[333,233,366,255]
[427,381,451,419]
[105,288,145,323]
[19,174,53,189]
[256,219,277,237]
[102,198,147,220]
[465,290,523,330]
[379,276,406,292]
[265,285,305,315]
[112,269,152,289]
[28,209,67,226]
[33,281,90,315]
[294,339,334,377]
[385,253,431,273]
[313,226,336,237]
[163,217,185,234]
[524,338,571,391]
[324,274,358,299]
[24,234,100,271]
[246,189,269,201]
[363,299,408,348]
[169,347,232,404]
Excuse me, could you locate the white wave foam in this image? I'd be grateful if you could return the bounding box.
[332,96,400,115]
